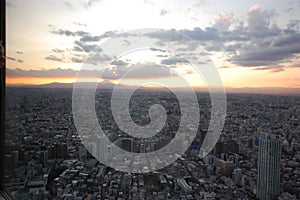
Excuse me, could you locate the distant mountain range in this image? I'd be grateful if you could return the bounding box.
[7,81,300,95]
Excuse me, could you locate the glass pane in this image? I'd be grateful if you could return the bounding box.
[4,1,300,199]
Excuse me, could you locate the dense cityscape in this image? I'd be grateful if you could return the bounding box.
[3,87,300,200]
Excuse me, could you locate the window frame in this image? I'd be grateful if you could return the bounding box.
[0,0,12,199]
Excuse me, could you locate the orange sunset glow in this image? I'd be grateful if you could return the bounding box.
[5,0,300,93]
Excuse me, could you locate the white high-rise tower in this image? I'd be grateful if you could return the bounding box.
[257,133,281,200]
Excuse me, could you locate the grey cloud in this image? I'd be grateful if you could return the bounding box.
[146,27,245,47]
[69,52,112,65]
[150,47,166,52]
[160,9,169,16]
[145,29,187,42]
[45,55,63,62]
[198,52,212,56]
[181,27,223,42]
[213,12,231,31]
[289,62,300,68]
[75,31,90,37]
[73,22,87,27]
[85,53,111,65]
[223,45,239,56]
[73,46,83,52]
[102,63,176,79]
[7,56,24,63]
[123,40,131,46]
[204,41,223,51]
[286,20,300,31]
[286,8,293,13]
[161,57,189,65]
[86,0,102,8]
[74,40,99,53]
[270,68,285,72]
[52,49,65,53]
[71,57,84,63]
[247,8,276,33]
[51,29,89,37]
[6,68,101,78]
[156,55,168,57]
[229,36,300,67]
[80,35,101,42]
[63,1,73,9]
[49,6,300,70]
[273,33,300,47]
[78,31,116,43]
[111,60,128,67]
[218,66,230,69]
[253,65,285,73]
[239,7,281,39]
[7,57,16,61]
[102,31,117,37]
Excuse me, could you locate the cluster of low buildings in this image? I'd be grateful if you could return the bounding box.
[3,87,300,199]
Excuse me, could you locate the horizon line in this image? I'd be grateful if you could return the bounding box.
[6,81,300,96]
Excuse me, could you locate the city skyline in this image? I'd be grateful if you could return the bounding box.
[4,87,300,199]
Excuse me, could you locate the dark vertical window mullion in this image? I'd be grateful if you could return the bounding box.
[0,0,6,192]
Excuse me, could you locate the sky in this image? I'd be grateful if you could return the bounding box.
[5,0,300,88]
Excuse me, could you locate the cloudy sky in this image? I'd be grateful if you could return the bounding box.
[6,0,300,88]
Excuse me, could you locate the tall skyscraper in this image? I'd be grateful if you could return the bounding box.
[257,133,281,200]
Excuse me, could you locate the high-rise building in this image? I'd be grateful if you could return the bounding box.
[257,133,281,200]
